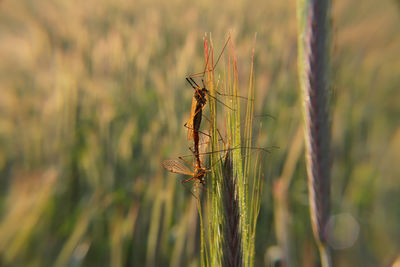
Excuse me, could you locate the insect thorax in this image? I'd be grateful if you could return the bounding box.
[195,169,207,185]
[194,88,208,106]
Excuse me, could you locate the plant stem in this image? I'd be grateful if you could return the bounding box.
[297,0,332,265]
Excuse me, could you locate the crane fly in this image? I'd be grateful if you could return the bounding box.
[163,134,210,187]
[162,159,209,186]
[162,131,272,189]
[184,79,207,169]
[184,35,233,169]
[184,35,231,139]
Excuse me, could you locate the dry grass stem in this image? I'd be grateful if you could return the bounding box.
[298,0,332,265]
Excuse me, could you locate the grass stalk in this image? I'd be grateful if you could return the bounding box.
[297,0,332,265]
[198,195,208,267]
[204,34,224,267]
[200,34,262,267]
[273,126,303,266]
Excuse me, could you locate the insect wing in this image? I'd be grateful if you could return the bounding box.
[186,96,197,140]
[162,159,194,176]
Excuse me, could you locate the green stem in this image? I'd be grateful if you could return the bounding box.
[318,244,332,267]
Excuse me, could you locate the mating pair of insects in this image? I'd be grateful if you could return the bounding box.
[162,37,227,189]
[162,36,256,189]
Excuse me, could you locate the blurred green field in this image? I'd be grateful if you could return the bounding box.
[0,0,400,266]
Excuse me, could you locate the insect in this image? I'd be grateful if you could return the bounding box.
[163,134,210,187]
[184,36,232,169]
[162,158,209,186]
[163,130,271,190]
[185,80,208,168]
[163,35,266,189]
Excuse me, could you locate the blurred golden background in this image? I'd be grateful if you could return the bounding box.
[0,0,400,266]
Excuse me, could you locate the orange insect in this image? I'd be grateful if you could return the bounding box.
[184,36,231,169]
[162,134,210,186]
[184,78,206,165]
[162,158,209,186]
[164,35,261,188]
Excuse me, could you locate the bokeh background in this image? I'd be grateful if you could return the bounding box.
[1,0,400,266]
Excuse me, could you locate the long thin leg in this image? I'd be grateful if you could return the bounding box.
[186,35,231,79]
[212,79,253,101]
[201,113,225,147]
[207,94,234,110]
[179,146,272,160]
[215,89,254,101]
[181,180,200,199]
[183,176,198,183]
[183,123,211,139]
[179,156,196,169]
[212,35,230,71]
